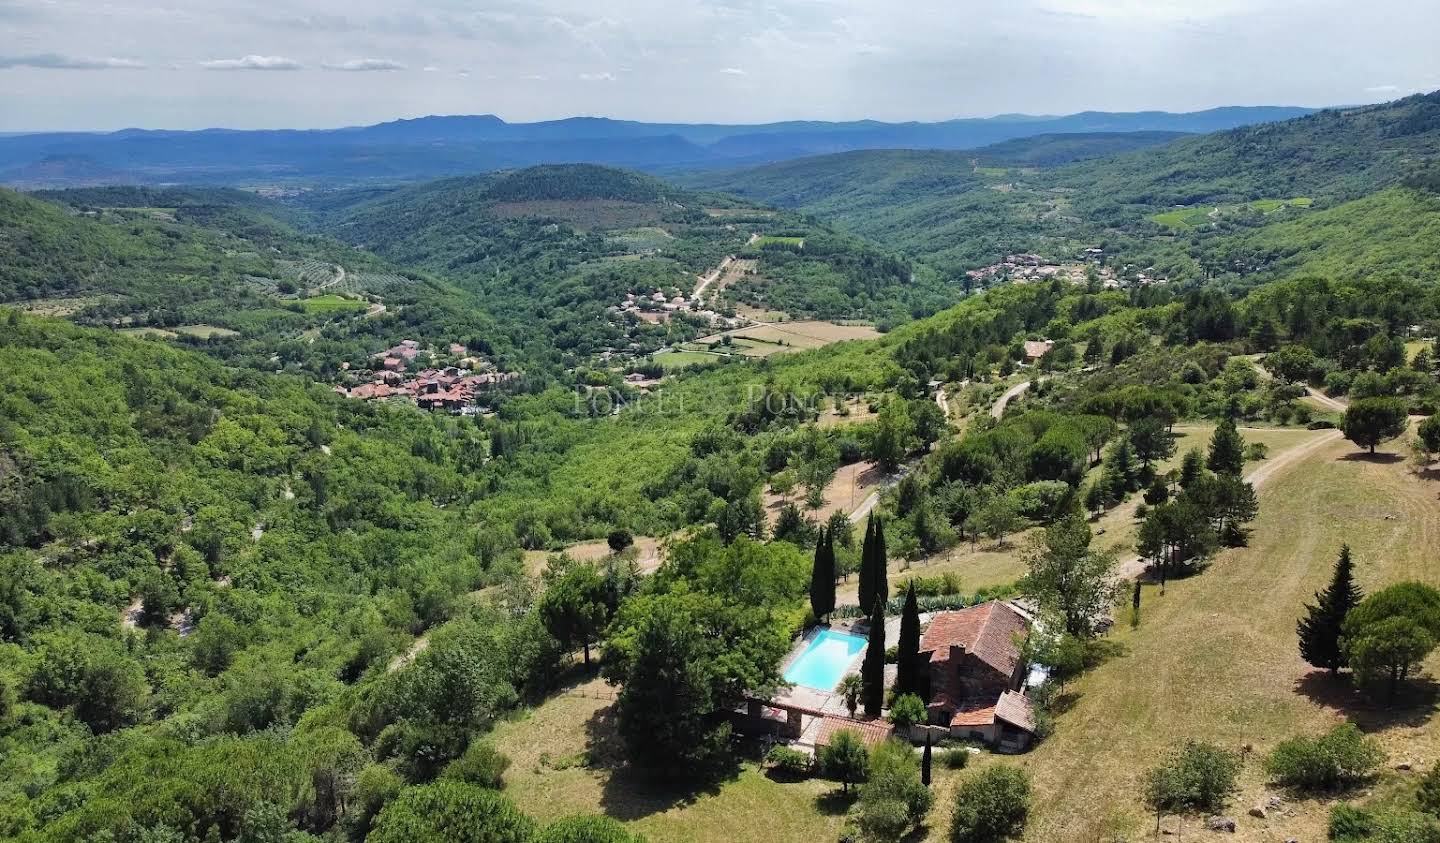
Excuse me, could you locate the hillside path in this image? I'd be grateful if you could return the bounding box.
[1115,428,1346,579]
[991,379,1033,419]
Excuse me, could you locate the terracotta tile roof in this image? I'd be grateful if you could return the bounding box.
[919,600,1029,679]
[947,700,998,728]
[995,691,1036,734]
[1023,340,1053,359]
[814,716,893,749]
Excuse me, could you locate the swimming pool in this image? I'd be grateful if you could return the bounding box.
[783,629,867,691]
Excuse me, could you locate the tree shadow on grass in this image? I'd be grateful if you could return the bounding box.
[1338,452,1405,464]
[583,703,737,821]
[1293,670,1440,730]
[813,788,857,816]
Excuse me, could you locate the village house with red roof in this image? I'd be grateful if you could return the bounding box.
[918,600,1037,752]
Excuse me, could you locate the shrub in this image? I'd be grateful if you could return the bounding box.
[949,765,1031,843]
[889,694,927,731]
[820,730,870,793]
[368,780,535,843]
[535,815,646,843]
[1329,803,1372,841]
[1143,741,1240,815]
[765,745,814,778]
[442,742,512,789]
[942,748,971,769]
[1264,723,1383,793]
[858,739,933,842]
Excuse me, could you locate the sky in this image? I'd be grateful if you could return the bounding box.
[1,0,1438,132]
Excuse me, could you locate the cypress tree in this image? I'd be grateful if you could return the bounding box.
[921,733,933,787]
[809,528,836,623]
[897,582,922,695]
[872,516,889,605]
[1207,416,1246,476]
[1298,545,1365,675]
[859,513,877,613]
[861,596,886,717]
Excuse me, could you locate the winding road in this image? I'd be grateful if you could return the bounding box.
[990,379,1034,419]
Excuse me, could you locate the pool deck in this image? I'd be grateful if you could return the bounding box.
[772,617,904,719]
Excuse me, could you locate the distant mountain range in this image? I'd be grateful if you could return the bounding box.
[0,106,1317,188]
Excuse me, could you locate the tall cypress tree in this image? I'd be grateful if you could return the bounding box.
[861,596,886,717]
[897,581,922,695]
[859,513,877,614]
[871,516,889,606]
[1298,545,1365,675]
[921,733,933,787]
[809,527,836,623]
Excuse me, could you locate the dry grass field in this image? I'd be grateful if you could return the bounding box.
[994,429,1440,842]
[490,676,847,843]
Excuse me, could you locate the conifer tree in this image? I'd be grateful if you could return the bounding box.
[1207,417,1246,476]
[862,597,886,717]
[871,516,889,606]
[921,733,933,787]
[859,513,877,614]
[809,528,836,623]
[1298,545,1365,675]
[896,582,922,695]
[1179,448,1206,488]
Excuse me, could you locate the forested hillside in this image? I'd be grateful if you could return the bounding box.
[695,92,1440,281]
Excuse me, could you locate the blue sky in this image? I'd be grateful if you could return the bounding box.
[1,0,1437,131]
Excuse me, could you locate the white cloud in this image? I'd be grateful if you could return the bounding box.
[422,65,441,72]
[199,55,302,71]
[1365,84,1400,93]
[719,67,745,75]
[578,71,615,81]
[322,58,406,72]
[0,53,145,70]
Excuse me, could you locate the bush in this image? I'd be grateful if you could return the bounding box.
[900,572,965,597]
[1143,741,1240,815]
[368,780,535,843]
[1308,419,1338,430]
[949,765,1031,843]
[765,745,814,778]
[858,739,933,842]
[889,694,927,731]
[820,730,870,793]
[1330,804,1373,841]
[442,741,512,789]
[536,815,646,843]
[942,748,970,769]
[1264,724,1383,793]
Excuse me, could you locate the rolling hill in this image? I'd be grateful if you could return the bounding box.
[0,106,1314,188]
[693,92,1440,282]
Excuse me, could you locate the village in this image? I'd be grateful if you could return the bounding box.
[332,338,520,414]
[963,248,1171,290]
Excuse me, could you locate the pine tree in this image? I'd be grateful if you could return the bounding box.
[896,582,922,695]
[1207,417,1246,476]
[1179,448,1206,488]
[859,513,877,614]
[862,596,886,717]
[809,528,836,623]
[1297,545,1365,675]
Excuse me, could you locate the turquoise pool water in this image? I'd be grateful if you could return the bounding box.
[783,629,867,691]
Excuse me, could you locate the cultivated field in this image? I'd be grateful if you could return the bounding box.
[299,294,368,314]
[695,321,881,356]
[172,324,240,338]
